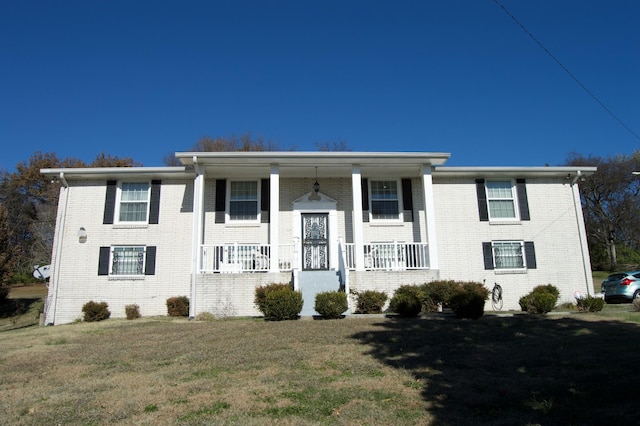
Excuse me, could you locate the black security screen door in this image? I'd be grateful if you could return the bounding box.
[302,213,329,270]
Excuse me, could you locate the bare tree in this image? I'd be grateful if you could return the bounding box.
[314,140,352,152]
[566,151,640,270]
[0,151,139,282]
[163,133,281,166]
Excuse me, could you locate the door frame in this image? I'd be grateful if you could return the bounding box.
[292,191,338,271]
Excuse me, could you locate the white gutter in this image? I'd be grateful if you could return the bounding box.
[45,172,69,325]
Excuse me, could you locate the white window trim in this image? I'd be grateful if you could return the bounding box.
[486,179,520,222]
[115,181,151,225]
[369,178,403,223]
[226,180,261,224]
[108,245,147,278]
[492,240,526,271]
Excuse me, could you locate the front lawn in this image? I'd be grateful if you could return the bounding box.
[1,310,639,425]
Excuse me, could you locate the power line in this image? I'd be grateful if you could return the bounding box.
[493,0,640,141]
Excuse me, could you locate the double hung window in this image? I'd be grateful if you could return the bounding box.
[370,180,400,220]
[118,182,150,223]
[486,181,517,220]
[229,181,258,221]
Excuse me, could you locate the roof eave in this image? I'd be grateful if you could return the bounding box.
[40,166,190,180]
[433,166,598,178]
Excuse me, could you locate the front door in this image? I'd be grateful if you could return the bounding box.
[302,213,329,270]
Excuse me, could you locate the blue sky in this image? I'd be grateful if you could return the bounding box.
[1,0,638,171]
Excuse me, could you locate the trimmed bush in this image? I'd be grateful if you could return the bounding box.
[389,286,423,317]
[576,296,604,313]
[255,283,293,315]
[389,285,424,313]
[166,296,190,317]
[532,284,560,299]
[449,282,489,319]
[315,291,348,319]
[262,288,303,321]
[519,284,560,314]
[420,280,460,312]
[82,301,111,322]
[389,294,422,317]
[125,304,141,320]
[355,290,387,314]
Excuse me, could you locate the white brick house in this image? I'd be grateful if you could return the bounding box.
[40,151,596,324]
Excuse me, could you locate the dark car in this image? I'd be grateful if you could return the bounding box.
[601,270,640,303]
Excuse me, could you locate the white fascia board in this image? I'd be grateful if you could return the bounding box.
[40,166,191,180]
[175,151,452,166]
[432,166,597,178]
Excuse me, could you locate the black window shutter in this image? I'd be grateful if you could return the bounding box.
[361,178,369,223]
[149,180,161,224]
[145,246,157,275]
[482,242,494,270]
[476,179,489,222]
[516,179,530,221]
[103,180,117,224]
[261,178,270,223]
[215,179,226,224]
[98,246,111,275]
[524,241,537,269]
[401,178,414,222]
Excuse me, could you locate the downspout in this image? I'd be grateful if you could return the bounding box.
[45,172,69,325]
[189,158,205,319]
[571,171,594,296]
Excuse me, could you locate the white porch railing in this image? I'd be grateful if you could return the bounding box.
[200,243,296,273]
[200,241,428,273]
[344,242,429,270]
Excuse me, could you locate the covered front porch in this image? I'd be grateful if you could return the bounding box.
[179,152,448,317]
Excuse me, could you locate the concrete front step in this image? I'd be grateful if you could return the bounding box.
[298,270,342,316]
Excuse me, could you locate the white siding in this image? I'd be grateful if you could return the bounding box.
[50,179,193,324]
[433,177,591,309]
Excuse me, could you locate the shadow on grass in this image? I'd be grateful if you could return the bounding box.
[352,314,640,426]
[0,297,41,318]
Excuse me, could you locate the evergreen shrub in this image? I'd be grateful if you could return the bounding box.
[449,282,489,319]
[314,291,348,319]
[254,283,292,315]
[576,296,605,312]
[262,288,303,321]
[420,280,460,312]
[519,285,560,314]
[389,285,424,317]
[355,290,387,314]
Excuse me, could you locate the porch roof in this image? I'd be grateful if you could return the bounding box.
[175,151,451,178]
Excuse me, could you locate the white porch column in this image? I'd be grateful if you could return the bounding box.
[352,165,365,271]
[190,160,205,318]
[269,165,280,273]
[422,165,439,270]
